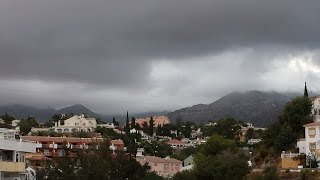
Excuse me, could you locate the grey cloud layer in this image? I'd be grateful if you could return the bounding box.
[0,0,320,113]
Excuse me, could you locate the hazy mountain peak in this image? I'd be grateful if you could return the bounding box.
[168,90,299,127]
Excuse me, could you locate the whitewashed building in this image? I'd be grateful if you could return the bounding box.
[312,96,320,121]
[0,128,36,180]
[54,114,97,133]
[97,123,115,129]
[298,96,320,156]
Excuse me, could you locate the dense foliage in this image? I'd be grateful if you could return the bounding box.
[18,116,39,135]
[174,135,250,180]
[263,96,313,151]
[202,118,242,140]
[37,140,161,180]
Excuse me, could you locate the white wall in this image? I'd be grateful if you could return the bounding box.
[0,139,36,153]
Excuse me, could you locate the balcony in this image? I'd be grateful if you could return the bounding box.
[0,161,26,172]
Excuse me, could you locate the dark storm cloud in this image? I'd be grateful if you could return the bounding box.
[0,0,320,113]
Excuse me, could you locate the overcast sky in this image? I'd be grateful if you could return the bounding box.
[1,0,320,114]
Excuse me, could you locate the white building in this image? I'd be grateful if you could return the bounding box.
[247,138,262,145]
[300,122,320,156]
[0,128,36,180]
[54,115,97,133]
[97,123,115,129]
[312,96,320,121]
[297,96,320,156]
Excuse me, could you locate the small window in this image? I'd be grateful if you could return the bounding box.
[310,142,316,151]
[309,128,316,138]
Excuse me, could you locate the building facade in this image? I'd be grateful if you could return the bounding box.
[312,96,320,121]
[54,115,97,133]
[298,96,320,157]
[136,156,182,178]
[166,139,188,149]
[0,129,36,180]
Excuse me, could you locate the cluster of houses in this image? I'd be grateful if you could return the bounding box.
[0,110,270,179]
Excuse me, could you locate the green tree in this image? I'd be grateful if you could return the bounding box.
[173,170,197,180]
[156,124,162,136]
[142,122,149,134]
[306,153,320,168]
[263,96,313,151]
[245,128,255,141]
[131,117,136,129]
[212,118,242,140]
[125,111,130,134]
[190,135,250,180]
[149,117,154,136]
[18,119,33,135]
[0,113,15,124]
[304,81,308,98]
[38,140,159,180]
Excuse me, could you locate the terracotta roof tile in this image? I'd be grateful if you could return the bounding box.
[139,156,182,164]
[166,139,186,145]
[304,121,320,127]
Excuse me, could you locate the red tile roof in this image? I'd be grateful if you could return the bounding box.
[166,139,186,145]
[110,139,124,145]
[21,136,104,144]
[139,156,182,164]
[304,121,320,127]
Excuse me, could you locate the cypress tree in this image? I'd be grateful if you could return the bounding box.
[131,117,136,129]
[304,81,309,98]
[149,117,154,136]
[125,111,130,134]
[112,117,116,125]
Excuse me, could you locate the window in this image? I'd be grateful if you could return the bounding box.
[310,142,316,151]
[309,128,316,138]
[44,150,50,156]
[58,150,65,157]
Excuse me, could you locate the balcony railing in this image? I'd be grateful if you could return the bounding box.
[0,161,26,172]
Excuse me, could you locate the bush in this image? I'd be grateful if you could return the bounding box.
[263,166,279,180]
[259,149,268,159]
[300,171,307,180]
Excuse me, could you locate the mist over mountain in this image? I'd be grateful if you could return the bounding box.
[0,104,169,123]
[167,91,300,127]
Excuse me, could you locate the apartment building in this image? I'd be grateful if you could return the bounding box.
[21,136,125,168]
[0,128,36,180]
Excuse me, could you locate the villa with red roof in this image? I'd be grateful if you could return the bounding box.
[166,139,188,149]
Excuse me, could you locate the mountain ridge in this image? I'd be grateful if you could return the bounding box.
[167,90,300,127]
[0,104,169,123]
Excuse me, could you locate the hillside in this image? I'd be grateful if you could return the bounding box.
[167,91,299,127]
[55,104,101,118]
[0,104,100,122]
[0,104,169,123]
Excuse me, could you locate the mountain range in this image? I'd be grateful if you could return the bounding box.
[0,90,301,126]
[0,104,99,122]
[167,90,300,127]
[0,104,169,123]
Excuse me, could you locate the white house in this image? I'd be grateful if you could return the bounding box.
[0,128,36,180]
[312,96,320,121]
[97,123,115,129]
[300,121,320,156]
[297,96,320,156]
[54,114,97,133]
